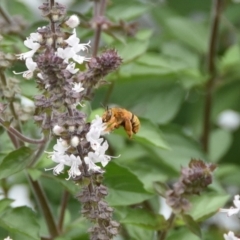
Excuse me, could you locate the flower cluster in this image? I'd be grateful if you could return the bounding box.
[166,159,217,213]
[13,13,89,80]
[46,115,116,180]
[12,2,122,239]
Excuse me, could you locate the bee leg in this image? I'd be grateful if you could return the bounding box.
[124,119,133,138]
[105,118,119,132]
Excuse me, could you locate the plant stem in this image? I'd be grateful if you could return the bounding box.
[92,0,107,57]
[0,6,12,24]
[201,0,223,153]
[57,190,69,231]
[158,212,175,240]
[28,175,59,238]
[28,138,49,167]
[0,118,45,144]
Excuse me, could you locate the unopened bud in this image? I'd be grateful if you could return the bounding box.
[71,136,80,147]
[68,125,75,132]
[46,37,53,46]
[65,15,80,28]
[52,14,59,22]
[53,125,64,135]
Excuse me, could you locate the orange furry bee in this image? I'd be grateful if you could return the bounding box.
[102,107,140,138]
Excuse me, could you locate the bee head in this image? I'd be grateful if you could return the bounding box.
[102,106,112,122]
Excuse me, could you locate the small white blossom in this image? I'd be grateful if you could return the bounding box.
[56,29,91,64]
[13,58,37,79]
[64,154,82,180]
[16,32,42,60]
[84,152,103,172]
[72,82,84,93]
[56,47,75,63]
[4,236,13,240]
[66,62,79,74]
[45,139,82,180]
[84,115,119,171]
[217,110,240,131]
[65,15,80,28]
[224,231,240,240]
[220,195,240,216]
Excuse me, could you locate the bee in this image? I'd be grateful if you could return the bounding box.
[102,107,140,138]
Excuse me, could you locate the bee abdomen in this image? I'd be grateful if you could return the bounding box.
[131,114,140,134]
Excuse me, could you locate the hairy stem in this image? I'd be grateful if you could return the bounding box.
[201,0,223,152]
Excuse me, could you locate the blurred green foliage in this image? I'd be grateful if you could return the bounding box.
[1,0,240,239]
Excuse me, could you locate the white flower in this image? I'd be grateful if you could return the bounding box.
[4,236,13,240]
[72,82,84,93]
[84,152,103,172]
[66,62,79,74]
[56,47,75,63]
[217,110,240,131]
[45,139,82,180]
[224,231,240,240]
[56,29,91,64]
[64,154,82,180]
[65,15,80,28]
[45,139,69,175]
[84,115,119,171]
[13,58,37,79]
[16,32,41,60]
[220,195,240,216]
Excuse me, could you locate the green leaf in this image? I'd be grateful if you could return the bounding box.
[104,162,153,206]
[220,44,240,71]
[133,84,186,124]
[27,169,42,181]
[108,2,149,21]
[0,207,40,240]
[182,214,202,239]
[121,208,167,230]
[153,182,169,197]
[0,147,33,179]
[0,199,13,213]
[125,224,155,240]
[4,0,34,21]
[209,129,232,163]
[164,17,208,53]
[190,193,229,221]
[168,227,201,240]
[152,125,206,172]
[119,63,176,77]
[135,118,169,149]
[116,40,149,63]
